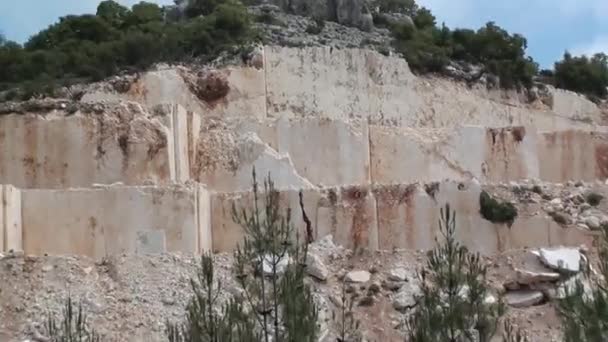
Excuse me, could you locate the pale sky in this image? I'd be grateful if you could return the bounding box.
[1,0,607,68]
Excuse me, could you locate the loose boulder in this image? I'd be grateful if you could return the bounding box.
[346,270,371,283]
[536,247,582,274]
[387,267,409,282]
[306,253,329,281]
[392,281,420,312]
[514,268,561,285]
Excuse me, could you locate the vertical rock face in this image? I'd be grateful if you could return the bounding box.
[0,103,173,189]
[0,46,606,258]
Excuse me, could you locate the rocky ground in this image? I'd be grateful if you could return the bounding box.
[0,226,598,342]
[248,4,393,54]
[488,179,608,231]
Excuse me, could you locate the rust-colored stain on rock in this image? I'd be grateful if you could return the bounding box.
[23,117,38,185]
[595,143,608,179]
[484,127,526,181]
[342,186,371,250]
[197,71,230,107]
[511,126,526,142]
[373,184,417,250]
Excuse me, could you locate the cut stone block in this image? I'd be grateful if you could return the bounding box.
[136,231,167,254]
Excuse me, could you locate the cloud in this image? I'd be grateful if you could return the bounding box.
[571,35,608,57]
[416,0,476,27]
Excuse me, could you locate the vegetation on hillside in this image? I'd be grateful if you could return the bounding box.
[479,191,518,225]
[380,1,539,89]
[553,52,608,101]
[1,0,608,100]
[375,0,608,96]
[0,0,254,99]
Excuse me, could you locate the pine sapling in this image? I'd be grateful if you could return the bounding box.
[231,168,318,342]
[406,203,505,342]
[333,280,362,342]
[167,253,258,342]
[557,218,608,341]
[45,295,101,342]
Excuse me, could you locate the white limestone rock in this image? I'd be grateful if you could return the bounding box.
[345,270,371,283]
[505,290,544,308]
[515,268,561,285]
[262,254,290,275]
[392,281,420,312]
[536,247,582,274]
[393,290,417,312]
[306,253,329,281]
[387,267,409,282]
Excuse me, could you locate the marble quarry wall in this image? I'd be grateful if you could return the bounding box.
[1,181,595,257]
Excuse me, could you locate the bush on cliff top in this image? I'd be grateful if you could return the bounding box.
[388,2,538,89]
[553,52,608,100]
[479,190,518,225]
[0,0,254,100]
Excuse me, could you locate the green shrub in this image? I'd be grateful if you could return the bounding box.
[479,191,518,224]
[389,3,538,89]
[586,192,604,207]
[305,18,325,35]
[531,185,543,195]
[554,52,608,99]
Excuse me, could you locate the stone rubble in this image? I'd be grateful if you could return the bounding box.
[248,5,393,53]
[497,244,596,313]
[1,229,601,342]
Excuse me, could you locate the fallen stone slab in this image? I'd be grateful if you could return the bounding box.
[535,247,581,274]
[505,290,544,308]
[504,268,561,290]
